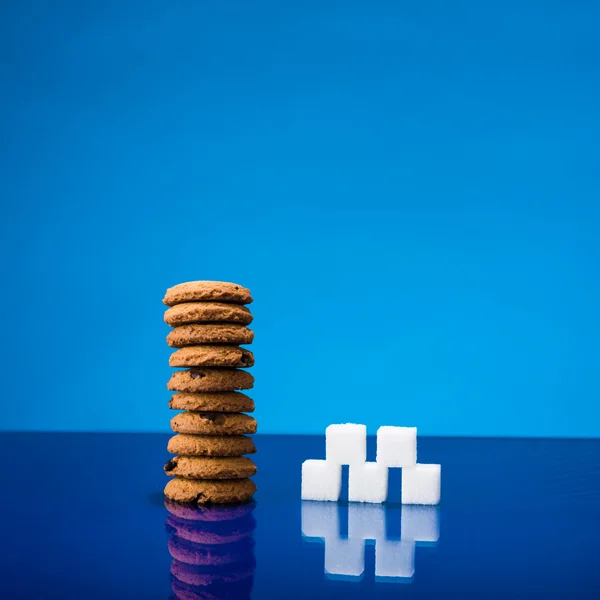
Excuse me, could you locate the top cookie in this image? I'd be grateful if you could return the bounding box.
[163,281,252,306]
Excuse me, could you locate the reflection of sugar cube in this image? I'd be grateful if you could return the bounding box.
[348,503,386,541]
[302,501,339,539]
[349,462,388,503]
[326,423,367,465]
[402,464,441,505]
[401,505,440,542]
[301,460,342,501]
[376,426,417,467]
[375,540,415,579]
[325,538,365,577]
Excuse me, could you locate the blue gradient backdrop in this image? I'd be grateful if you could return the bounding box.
[1,0,599,436]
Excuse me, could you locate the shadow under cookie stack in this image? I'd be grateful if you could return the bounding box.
[162,281,257,506]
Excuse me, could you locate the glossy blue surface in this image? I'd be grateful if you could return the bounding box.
[2,433,599,598]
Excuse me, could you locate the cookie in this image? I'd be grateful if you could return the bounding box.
[169,346,254,368]
[168,434,256,457]
[168,369,254,393]
[167,324,254,347]
[163,281,252,306]
[169,392,254,413]
[165,456,257,480]
[164,303,253,327]
[171,412,257,436]
[165,477,257,505]
[168,534,255,566]
[165,498,256,522]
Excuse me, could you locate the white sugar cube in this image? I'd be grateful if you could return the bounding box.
[375,540,415,579]
[376,426,417,467]
[326,423,366,465]
[325,538,365,577]
[302,501,339,540]
[401,464,441,505]
[401,505,440,542]
[348,462,388,503]
[348,503,386,541]
[301,459,342,501]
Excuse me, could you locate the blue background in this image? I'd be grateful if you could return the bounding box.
[1,0,599,437]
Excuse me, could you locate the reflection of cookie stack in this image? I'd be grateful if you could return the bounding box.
[163,281,257,506]
[165,499,256,599]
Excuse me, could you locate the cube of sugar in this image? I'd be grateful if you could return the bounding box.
[348,462,388,503]
[326,423,367,465]
[376,426,417,467]
[401,505,440,542]
[375,540,415,579]
[302,459,342,501]
[401,464,441,505]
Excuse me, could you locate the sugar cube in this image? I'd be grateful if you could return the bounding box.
[348,462,389,503]
[401,464,441,505]
[401,505,440,542]
[376,426,417,467]
[326,423,366,465]
[301,459,342,501]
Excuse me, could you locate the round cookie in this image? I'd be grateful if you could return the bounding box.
[168,369,254,393]
[168,434,256,457]
[169,392,254,413]
[167,324,254,347]
[164,303,253,327]
[169,346,254,368]
[171,412,257,436]
[165,477,257,505]
[163,281,252,306]
[165,456,257,480]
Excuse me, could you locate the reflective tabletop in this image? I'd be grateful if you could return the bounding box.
[1,433,599,598]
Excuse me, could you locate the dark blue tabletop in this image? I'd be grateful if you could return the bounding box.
[1,433,599,598]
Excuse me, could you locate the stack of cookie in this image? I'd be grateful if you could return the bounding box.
[163,281,257,506]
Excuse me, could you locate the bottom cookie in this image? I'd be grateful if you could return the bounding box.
[165,477,257,505]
